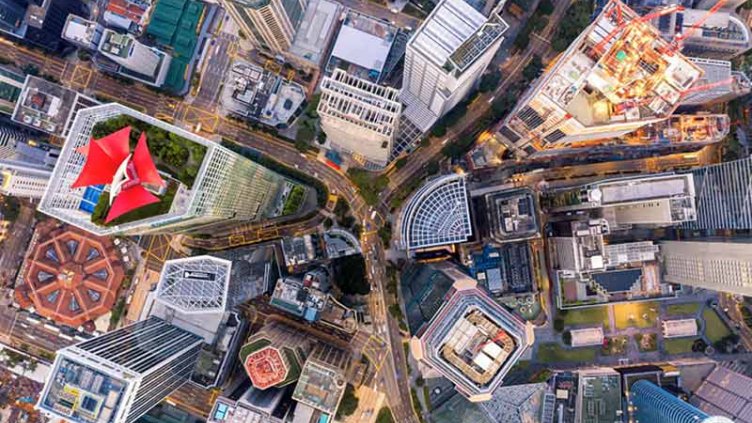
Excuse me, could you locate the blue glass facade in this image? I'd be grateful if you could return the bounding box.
[630,380,728,423]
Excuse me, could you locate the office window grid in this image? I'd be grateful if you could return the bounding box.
[400,174,472,250]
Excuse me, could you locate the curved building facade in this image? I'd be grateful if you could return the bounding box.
[398,173,472,251]
[630,379,733,423]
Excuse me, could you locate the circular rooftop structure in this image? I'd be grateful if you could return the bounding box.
[15,221,124,328]
[155,255,232,314]
[399,174,472,251]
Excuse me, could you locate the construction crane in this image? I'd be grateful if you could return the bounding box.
[594,0,727,57]
[592,2,684,55]
[672,0,728,46]
[681,77,735,97]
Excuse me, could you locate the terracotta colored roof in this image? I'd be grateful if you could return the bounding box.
[244,346,288,390]
[106,0,147,23]
[15,221,125,328]
[73,126,165,223]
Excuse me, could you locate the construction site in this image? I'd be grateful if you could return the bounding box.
[493,0,736,158]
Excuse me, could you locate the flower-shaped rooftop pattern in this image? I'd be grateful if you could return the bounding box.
[15,221,125,327]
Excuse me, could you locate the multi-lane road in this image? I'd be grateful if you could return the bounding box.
[381,0,573,209]
[0,1,571,419]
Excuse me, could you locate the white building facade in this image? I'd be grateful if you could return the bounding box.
[660,240,752,296]
[38,103,288,236]
[318,69,402,168]
[37,317,203,423]
[0,160,51,198]
[400,0,508,133]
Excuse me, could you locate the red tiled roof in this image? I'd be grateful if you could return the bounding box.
[15,221,125,328]
[244,346,288,390]
[106,0,147,23]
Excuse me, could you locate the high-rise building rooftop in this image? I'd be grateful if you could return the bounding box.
[155,256,233,314]
[410,275,533,402]
[398,173,472,252]
[318,69,402,169]
[400,0,507,132]
[38,317,203,423]
[682,157,752,231]
[496,0,703,157]
[38,103,289,236]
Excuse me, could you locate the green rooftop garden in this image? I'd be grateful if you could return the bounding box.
[91,115,207,188]
[281,185,306,216]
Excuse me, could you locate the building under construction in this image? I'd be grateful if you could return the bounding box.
[495,0,704,157]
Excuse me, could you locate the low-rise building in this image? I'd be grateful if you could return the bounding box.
[472,187,540,243]
[98,29,171,87]
[12,75,98,137]
[324,9,405,83]
[103,0,151,32]
[662,319,698,339]
[575,368,623,423]
[398,173,472,254]
[14,220,125,329]
[468,243,534,297]
[570,327,605,348]
[61,14,104,50]
[221,60,306,128]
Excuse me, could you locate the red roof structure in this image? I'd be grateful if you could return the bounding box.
[73,126,165,223]
[106,0,147,25]
[244,346,289,390]
[15,221,125,328]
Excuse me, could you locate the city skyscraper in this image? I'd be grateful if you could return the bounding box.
[630,379,733,423]
[318,69,402,169]
[682,57,751,106]
[683,157,752,231]
[0,160,51,198]
[660,240,752,296]
[37,317,203,423]
[400,0,508,133]
[494,0,703,157]
[221,0,307,54]
[408,267,534,402]
[543,173,697,229]
[39,103,289,236]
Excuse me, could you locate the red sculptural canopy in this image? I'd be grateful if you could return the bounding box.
[73,126,166,223]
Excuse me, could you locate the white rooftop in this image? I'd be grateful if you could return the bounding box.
[662,319,698,338]
[289,0,341,65]
[330,25,392,74]
[156,255,233,314]
[596,174,694,205]
[570,327,605,347]
[410,0,487,68]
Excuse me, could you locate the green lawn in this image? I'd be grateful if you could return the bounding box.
[562,307,610,329]
[614,302,659,329]
[666,303,701,316]
[703,309,732,343]
[664,338,698,355]
[536,343,597,363]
